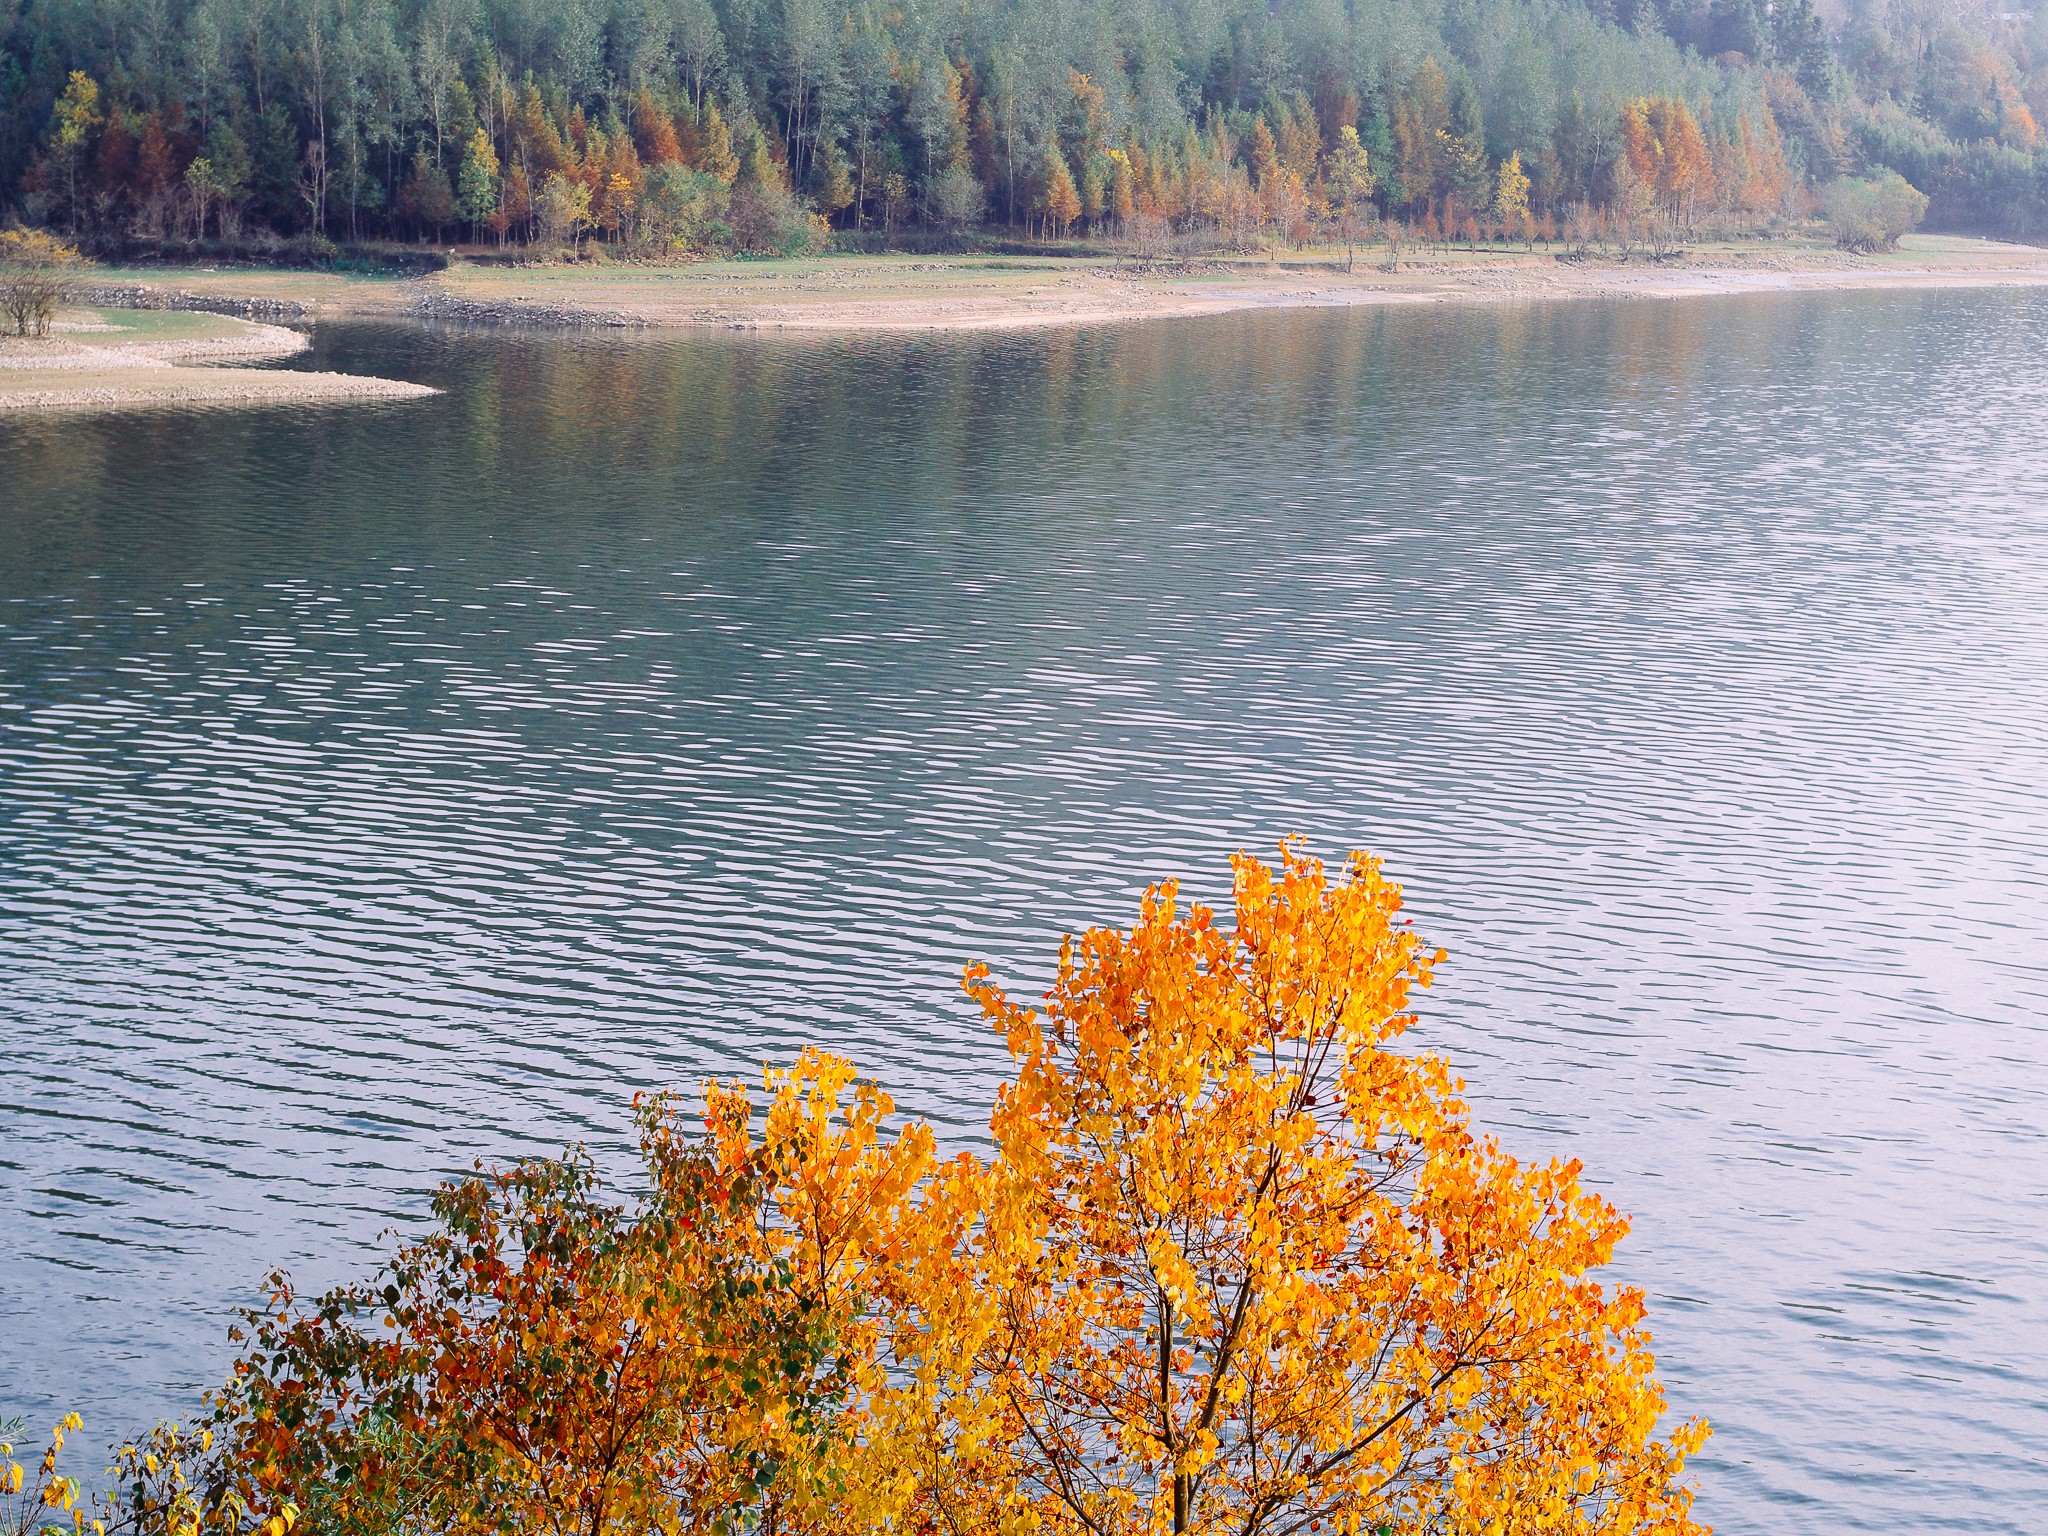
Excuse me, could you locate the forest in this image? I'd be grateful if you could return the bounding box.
[2,0,2045,260]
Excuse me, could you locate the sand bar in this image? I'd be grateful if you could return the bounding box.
[0,308,437,413]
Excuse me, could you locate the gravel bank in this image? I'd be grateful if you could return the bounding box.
[1,308,436,413]
[0,371,437,411]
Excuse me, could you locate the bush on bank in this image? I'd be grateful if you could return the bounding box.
[1825,169,1930,251]
[13,847,1708,1536]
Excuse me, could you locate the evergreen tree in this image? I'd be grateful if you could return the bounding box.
[1248,117,1280,188]
[455,126,499,235]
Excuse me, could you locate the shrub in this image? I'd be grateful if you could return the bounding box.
[725,183,829,256]
[637,164,727,253]
[2,1413,95,1536]
[926,166,987,235]
[1825,168,1929,251]
[0,229,84,338]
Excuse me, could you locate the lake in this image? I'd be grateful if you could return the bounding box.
[3,291,2045,1535]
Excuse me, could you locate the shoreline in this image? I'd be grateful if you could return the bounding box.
[60,232,2048,337]
[0,309,438,413]
[8,234,2041,412]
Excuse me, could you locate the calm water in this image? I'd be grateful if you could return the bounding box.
[3,293,2045,1534]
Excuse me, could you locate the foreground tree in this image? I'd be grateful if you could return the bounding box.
[88,848,1704,1536]
[932,845,1707,1536]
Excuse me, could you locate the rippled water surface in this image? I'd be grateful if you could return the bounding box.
[4,292,2046,1534]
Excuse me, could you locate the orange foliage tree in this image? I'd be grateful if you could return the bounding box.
[908,846,1708,1536]
[149,847,1704,1536]
[1619,98,1713,233]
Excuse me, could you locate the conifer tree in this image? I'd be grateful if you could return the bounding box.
[1494,149,1530,236]
[740,126,783,191]
[698,103,740,187]
[632,87,683,164]
[455,127,500,237]
[811,139,854,220]
[1039,134,1080,237]
[11,0,2037,251]
[1248,117,1280,189]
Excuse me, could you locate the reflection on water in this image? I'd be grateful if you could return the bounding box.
[3,293,2046,1536]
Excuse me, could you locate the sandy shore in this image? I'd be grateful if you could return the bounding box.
[69,232,2048,337]
[0,308,437,412]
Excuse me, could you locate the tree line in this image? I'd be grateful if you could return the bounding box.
[6,0,2046,256]
[5,848,1707,1536]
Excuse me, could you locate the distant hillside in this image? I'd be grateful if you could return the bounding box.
[4,0,2042,254]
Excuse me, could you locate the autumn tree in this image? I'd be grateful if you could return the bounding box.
[739,127,786,193]
[633,87,684,165]
[1494,149,1531,242]
[535,171,592,251]
[810,141,855,223]
[1039,135,1081,238]
[81,850,1707,1536]
[1733,112,1790,222]
[397,151,455,241]
[455,128,500,240]
[1391,59,1450,214]
[1320,125,1377,270]
[1247,118,1281,193]
[926,845,1708,1536]
[1618,99,1712,236]
[43,72,102,235]
[21,0,2048,249]
[697,102,741,187]
[0,229,84,337]
[1647,100,1711,231]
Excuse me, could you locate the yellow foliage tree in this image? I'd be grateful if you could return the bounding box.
[696,100,740,187]
[150,849,1706,1536]
[1320,125,1377,270]
[918,845,1707,1536]
[1494,149,1531,236]
[45,71,102,233]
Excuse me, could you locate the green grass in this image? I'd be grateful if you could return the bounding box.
[83,307,246,340]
